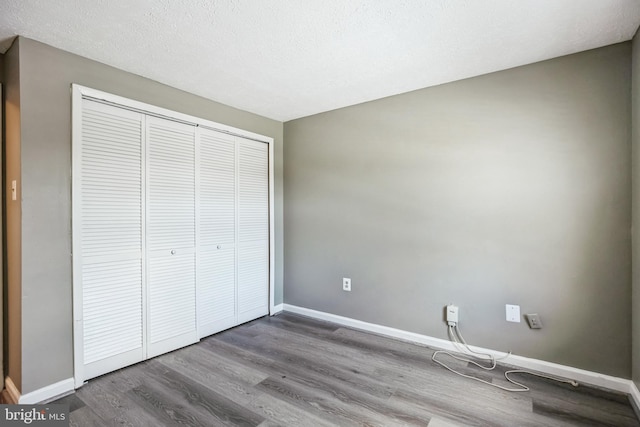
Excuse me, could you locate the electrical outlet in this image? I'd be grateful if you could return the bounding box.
[506,304,521,322]
[525,313,542,329]
[342,278,351,292]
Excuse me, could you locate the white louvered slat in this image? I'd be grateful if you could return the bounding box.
[237,139,269,322]
[197,128,237,337]
[79,100,144,377]
[148,254,196,342]
[239,143,269,244]
[82,259,142,363]
[81,103,143,259]
[238,243,269,320]
[147,118,196,251]
[146,117,197,355]
[200,130,236,248]
[197,248,236,335]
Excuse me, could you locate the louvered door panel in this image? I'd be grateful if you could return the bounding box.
[146,117,198,357]
[200,130,236,249]
[148,254,195,343]
[79,100,144,380]
[198,129,237,337]
[237,138,269,323]
[147,120,196,252]
[198,249,236,335]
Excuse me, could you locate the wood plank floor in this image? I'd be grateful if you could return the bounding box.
[55,312,640,426]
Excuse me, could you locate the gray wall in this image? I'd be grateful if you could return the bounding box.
[13,36,284,394]
[633,32,640,388]
[4,39,22,391]
[284,43,632,377]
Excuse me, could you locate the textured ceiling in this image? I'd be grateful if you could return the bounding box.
[1,1,639,121]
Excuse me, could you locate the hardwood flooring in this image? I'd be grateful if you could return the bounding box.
[54,312,640,426]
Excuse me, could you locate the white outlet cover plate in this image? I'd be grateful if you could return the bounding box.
[506,304,521,322]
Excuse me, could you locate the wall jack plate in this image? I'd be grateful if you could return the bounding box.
[506,304,521,322]
[525,313,542,329]
[446,305,459,326]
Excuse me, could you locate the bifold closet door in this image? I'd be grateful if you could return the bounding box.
[76,89,271,386]
[146,116,198,357]
[237,138,269,323]
[197,133,269,335]
[198,129,237,337]
[79,100,144,380]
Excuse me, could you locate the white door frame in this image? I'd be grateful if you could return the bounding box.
[71,84,276,388]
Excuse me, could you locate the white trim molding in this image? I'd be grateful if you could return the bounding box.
[271,303,284,315]
[283,304,640,406]
[630,382,640,415]
[4,377,75,404]
[20,378,75,404]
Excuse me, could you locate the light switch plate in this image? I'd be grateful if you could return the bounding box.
[506,304,520,322]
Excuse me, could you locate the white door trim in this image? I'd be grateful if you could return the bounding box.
[71,85,84,388]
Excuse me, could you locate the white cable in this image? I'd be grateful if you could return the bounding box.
[447,325,470,355]
[453,325,511,362]
[432,323,579,392]
[449,324,510,371]
[449,327,496,371]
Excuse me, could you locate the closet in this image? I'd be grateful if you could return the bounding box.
[73,87,271,386]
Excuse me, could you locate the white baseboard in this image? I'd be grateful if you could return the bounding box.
[10,306,639,408]
[283,304,639,404]
[18,378,74,404]
[630,382,640,414]
[4,377,20,404]
[271,303,284,315]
